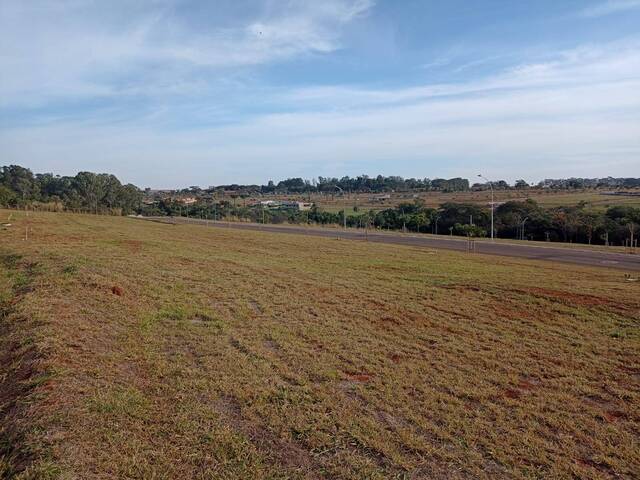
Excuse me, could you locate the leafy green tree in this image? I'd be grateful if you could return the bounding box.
[579,211,603,245]
[0,185,16,206]
[454,223,486,237]
[0,165,38,204]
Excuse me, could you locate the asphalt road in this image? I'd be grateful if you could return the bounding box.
[144,217,640,272]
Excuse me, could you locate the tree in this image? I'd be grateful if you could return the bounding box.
[552,208,580,242]
[455,223,486,237]
[579,211,602,245]
[0,185,16,206]
[0,165,37,203]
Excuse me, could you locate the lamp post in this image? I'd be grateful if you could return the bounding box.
[335,186,346,230]
[521,216,529,241]
[478,174,494,241]
[433,211,441,235]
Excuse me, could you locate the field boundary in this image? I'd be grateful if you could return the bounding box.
[0,252,52,478]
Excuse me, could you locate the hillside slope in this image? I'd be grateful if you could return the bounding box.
[1,210,639,479]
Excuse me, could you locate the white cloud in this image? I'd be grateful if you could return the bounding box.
[1,4,639,186]
[581,0,640,17]
[2,40,639,186]
[0,0,373,106]
[283,41,640,109]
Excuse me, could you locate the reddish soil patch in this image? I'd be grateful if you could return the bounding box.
[111,285,124,296]
[517,381,534,391]
[345,372,373,383]
[122,239,142,253]
[518,376,541,391]
[503,388,522,400]
[575,457,616,475]
[390,354,402,364]
[603,410,628,423]
[518,287,615,308]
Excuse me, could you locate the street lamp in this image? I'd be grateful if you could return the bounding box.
[335,186,346,230]
[521,216,529,241]
[432,210,441,235]
[478,174,494,241]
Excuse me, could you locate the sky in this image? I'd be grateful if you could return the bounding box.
[1,0,639,188]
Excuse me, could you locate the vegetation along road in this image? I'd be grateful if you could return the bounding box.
[148,217,640,272]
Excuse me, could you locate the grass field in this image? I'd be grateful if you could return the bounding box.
[263,189,640,213]
[1,209,639,479]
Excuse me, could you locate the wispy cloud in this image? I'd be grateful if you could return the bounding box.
[581,0,640,17]
[1,1,639,186]
[283,41,640,109]
[0,0,373,106]
[420,58,450,70]
[2,40,638,186]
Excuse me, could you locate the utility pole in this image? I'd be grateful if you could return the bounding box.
[521,217,529,241]
[335,186,346,230]
[478,174,494,241]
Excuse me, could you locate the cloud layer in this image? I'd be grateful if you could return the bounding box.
[581,0,640,17]
[1,1,639,187]
[0,0,373,105]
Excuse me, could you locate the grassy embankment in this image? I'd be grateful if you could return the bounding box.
[0,209,639,479]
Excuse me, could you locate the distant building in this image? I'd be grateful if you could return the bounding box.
[278,201,314,211]
[293,202,314,211]
[257,200,314,211]
[176,197,197,205]
[369,194,391,203]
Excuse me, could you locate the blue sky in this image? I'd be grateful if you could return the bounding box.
[1,0,639,188]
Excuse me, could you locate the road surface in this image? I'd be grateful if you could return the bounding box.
[142,217,640,272]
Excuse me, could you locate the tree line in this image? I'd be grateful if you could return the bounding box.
[182,175,472,194]
[1,164,638,246]
[151,198,639,246]
[0,165,142,214]
[180,175,640,195]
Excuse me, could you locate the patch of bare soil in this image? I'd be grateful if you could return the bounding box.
[0,255,50,477]
[344,372,373,383]
[248,299,263,314]
[517,287,635,312]
[121,239,143,253]
[213,394,325,478]
[111,285,124,296]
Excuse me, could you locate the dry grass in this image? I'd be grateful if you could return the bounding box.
[1,209,639,479]
[270,188,640,212]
